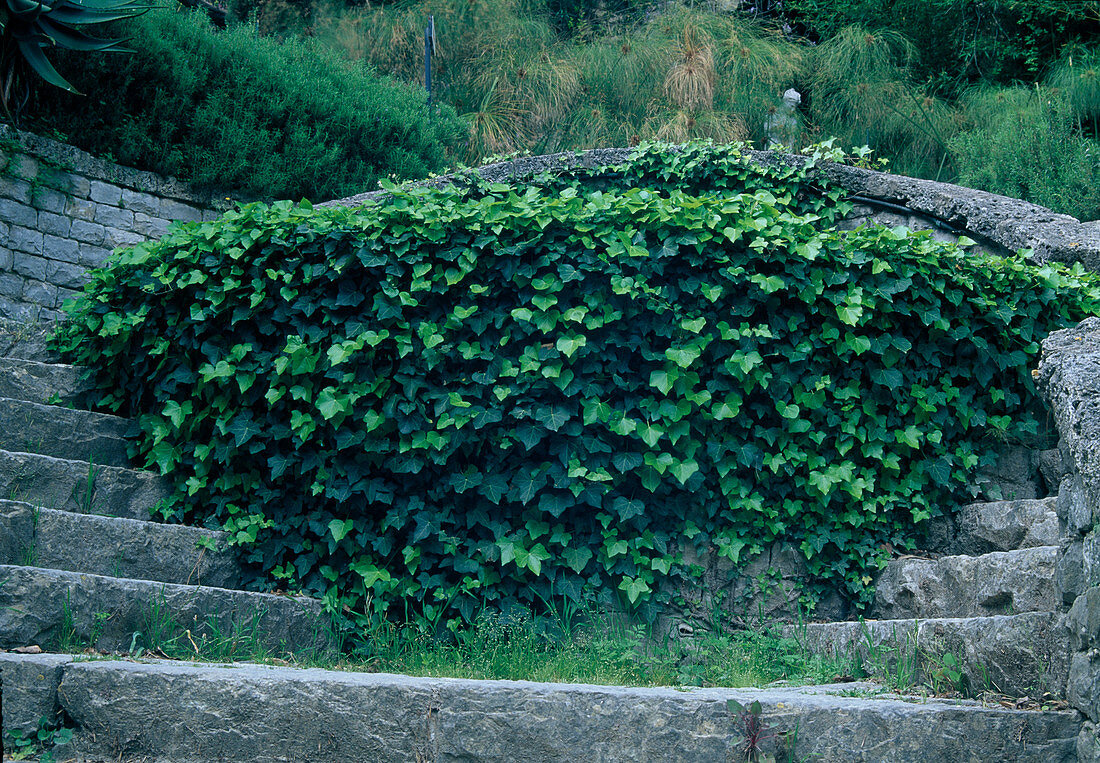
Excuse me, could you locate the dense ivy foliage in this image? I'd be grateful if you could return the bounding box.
[54,143,1100,629]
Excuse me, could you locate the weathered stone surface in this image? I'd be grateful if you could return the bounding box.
[0,448,168,519]
[975,445,1043,501]
[0,499,33,565]
[0,396,132,467]
[922,498,1060,556]
[0,566,330,655]
[675,541,849,626]
[0,652,72,734]
[871,546,1060,619]
[1040,317,1100,529]
[1080,721,1100,763]
[1059,539,1087,605]
[0,357,89,404]
[0,319,57,362]
[787,612,1068,697]
[57,660,1081,763]
[33,507,241,588]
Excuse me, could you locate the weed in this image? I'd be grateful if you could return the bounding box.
[71,457,97,514]
[728,699,778,762]
[5,716,74,762]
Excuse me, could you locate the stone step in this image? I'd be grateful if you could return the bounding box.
[0,357,90,405]
[0,566,330,657]
[921,498,1061,555]
[0,448,169,520]
[788,612,1067,698]
[0,318,56,363]
[3,658,1072,762]
[0,397,132,467]
[0,500,241,588]
[872,545,1060,619]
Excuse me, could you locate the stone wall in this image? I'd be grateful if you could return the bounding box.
[1039,317,1100,760]
[0,126,224,322]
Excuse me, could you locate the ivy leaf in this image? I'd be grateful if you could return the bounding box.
[612,497,646,521]
[563,547,593,574]
[328,518,353,542]
[534,404,571,432]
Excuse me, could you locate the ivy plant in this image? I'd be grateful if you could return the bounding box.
[53,142,1100,633]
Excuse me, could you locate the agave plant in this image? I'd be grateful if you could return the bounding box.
[0,0,148,121]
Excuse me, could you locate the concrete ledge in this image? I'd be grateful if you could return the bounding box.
[52,659,1081,762]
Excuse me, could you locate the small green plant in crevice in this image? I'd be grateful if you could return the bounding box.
[727,699,779,763]
[19,504,38,566]
[55,590,80,653]
[4,716,74,762]
[71,457,98,514]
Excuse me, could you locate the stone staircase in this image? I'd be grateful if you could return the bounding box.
[0,332,1087,761]
[792,485,1072,700]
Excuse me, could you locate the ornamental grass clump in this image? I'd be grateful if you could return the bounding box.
[53,142,1100,633]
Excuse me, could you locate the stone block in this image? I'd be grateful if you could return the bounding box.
[37,211,70,238]
[31,186,67,214]
[1069,651,1100,723]
[0,197,37,228]
[0,175,31,204]
[78,243,112,269]
[133,212,170,239]
[45,260,87,290]
[0,272,24,298]
[202,209,222,222]
[88,180,122,206]
[69,220,105,246]
[42,234,81,264]
[0,300,42,322]
[56,287,81,307]
[975,444,1041,501]
[1080,721,1100,763]
[12,251,47,281]
[0,245,12,271]
[120,188,160,216]
[1067,586,1100,652]
[5,153,38,181]
[41,170,90,199]
[104,226,145,249]
[93,203,134,230]
[1059,539,1086,605]
[21,280,57,308]
[64,197,96,221]
[160,198,204,222]
[0,653,72,735]
[8,226,43,256]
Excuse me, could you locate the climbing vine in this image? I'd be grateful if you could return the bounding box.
[53,142,1100,632]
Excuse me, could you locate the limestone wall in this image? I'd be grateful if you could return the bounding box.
[1039,317,1100,757]
[0,126,224,322]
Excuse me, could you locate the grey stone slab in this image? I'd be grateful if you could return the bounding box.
[8,225,43,255]
[787,612,1068,698]
[93,203,134,230]
[78,243,112,269]
[159,198,203,222]
[103,226,145,250]
[34,508,241,588]
[871,546,1060,619]
[133,212,170,239]
[0,499,33,565]
[31,186,67,215]
[0,176,32,205]
[56,660,1081,763]
[6,154,38,181]
[0,245,12,270]
[69,219,105,246]
[0,448,169,519]
[45,259,88,290]
[120,189,159,216]
[0,198,38,228]
[13,251,47,280]
[22,280,57,309]
[0,318,58,362]
[0,358,89,404]
[0,652,72,734]
[0,566,330,655]
[40,170,89,199]
[0,272,23,299]
[976,445,1042,501]
[1059,539,1086,605]
[42,233,81,264]
[64,197,95,222]
[37,211,70,238]
[88,180,122,206]
[921,498,1061,556]
[0,397,132,467]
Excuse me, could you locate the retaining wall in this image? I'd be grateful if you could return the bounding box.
[0,126,225,322]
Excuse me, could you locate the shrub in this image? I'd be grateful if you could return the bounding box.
[951,86,1100,221]
[23,8,465,200]
[53,143,1100,633]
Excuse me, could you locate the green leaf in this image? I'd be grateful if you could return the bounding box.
[328,518,353,542]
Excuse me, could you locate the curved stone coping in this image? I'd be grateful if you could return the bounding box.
[324,146,1100,272]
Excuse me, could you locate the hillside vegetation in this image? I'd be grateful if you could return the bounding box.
[17,0,1100,218]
